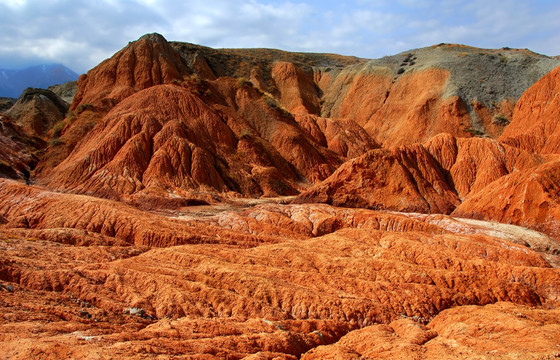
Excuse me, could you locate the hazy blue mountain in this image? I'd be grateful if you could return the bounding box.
[0,64,79,98]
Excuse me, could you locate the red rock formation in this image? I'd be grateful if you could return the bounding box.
[425,133,549,198]
[444,66,560,240]
[500,65,560,154]
[41,79,344,199]
[294,113,379,158]
[320,69,393,127]
[3,36,560,359]
[320,67,477,146]
[295,131,554,215]
[453,160,560,240]
[361,69,471,146]
[271,62,321,115]
[71,33,187,111]
[319,46,559,146]
[294,143,460,213]
[34,34,355,198]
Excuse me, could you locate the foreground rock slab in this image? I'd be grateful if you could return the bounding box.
[1,181,559,359]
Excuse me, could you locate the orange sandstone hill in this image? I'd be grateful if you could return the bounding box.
[34,34,560,201]
[296,62,560,241]
[1,33,560,359]
[499,65,560,154]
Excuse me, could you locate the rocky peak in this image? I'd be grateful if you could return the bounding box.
[137,32,169,44]
[71,32,188,111]
[15,88,69,115]
[5,88,68,138]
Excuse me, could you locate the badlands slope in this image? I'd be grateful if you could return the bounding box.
[1,33,560,359]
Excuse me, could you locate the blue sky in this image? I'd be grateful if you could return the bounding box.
[1,0,559,73]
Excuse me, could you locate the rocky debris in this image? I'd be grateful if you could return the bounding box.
[123,307,155,319]
[5,87,68,138]
[0,283,14,292]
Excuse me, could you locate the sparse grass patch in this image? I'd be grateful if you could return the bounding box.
[262,92,281,109]
[51,120,66,139]
[182,74,212,97]
[240,128,252,139]
[492,113,510,126]
[466,126,485,137]
[76,103,94,114]
[262,92,292,117]
[236,77,253,89]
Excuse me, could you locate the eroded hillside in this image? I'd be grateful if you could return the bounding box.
[1,33,560,359]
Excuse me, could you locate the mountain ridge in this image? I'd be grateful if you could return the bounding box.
[0,63,79,98]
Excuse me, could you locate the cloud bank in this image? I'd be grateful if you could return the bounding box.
[1,0,559,73]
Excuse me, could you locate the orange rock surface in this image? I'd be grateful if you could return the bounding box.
[318,67,475,146]
[360,69,471,146]
[302,302,560,359]
[271,61,321,115]
[294,144,460,213]
[2,34,560,359]
[453,160,560,240]
[2,179,559,358]
[500,65,560,154]
[296,131,555,215]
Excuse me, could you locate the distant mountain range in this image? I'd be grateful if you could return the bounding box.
[0,64,79,98]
